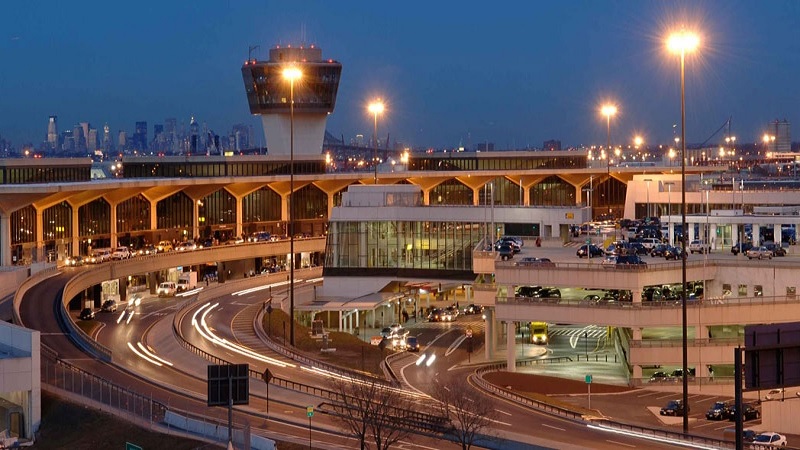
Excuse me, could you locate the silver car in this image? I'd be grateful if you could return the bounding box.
[745,246,772,260]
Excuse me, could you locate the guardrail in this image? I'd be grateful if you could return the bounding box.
[498,294,799,309]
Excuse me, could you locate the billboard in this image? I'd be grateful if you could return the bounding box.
[744,323,800,390]
[207,364,250,406]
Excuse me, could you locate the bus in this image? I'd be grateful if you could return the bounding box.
[530,321,548,345]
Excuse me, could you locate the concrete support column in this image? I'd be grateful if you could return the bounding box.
[774,224,782,243]
[0,213,10,266]
[422,189,431,206]
[235,196,243,239]
[192,200,200,241]
[118,277,128,303]
[522,182,529,206]
[698,324,709,340]
[632,365,643,380]
[688,224,696,243]
[632,289,642,305]
[35,210,44,263]
[149,199,158,232]
[326,192,336,225]
[632,327,642,341]
[732,224,740,245]
[472,187,480,206]
[355,309,360,335]
[110,203,118,249]
[281,194,289,223]
[668,222,675,246]
[752,224,760,246]
[484,308,493,360]
[710,224,717,249]
[338,310,343,332]
[506,321,516,372]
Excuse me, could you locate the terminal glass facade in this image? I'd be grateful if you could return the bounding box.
[156,192,193,231]
[11,206,36,245]
[324,220,483,278]
[431,179,472,205]
[117,195,151,233]
[78,199,110,237]
[531,176,575,206]
[243,187,282,223]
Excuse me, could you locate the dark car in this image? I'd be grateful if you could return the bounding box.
[626,242,649,255]
[649,371,671,382]
[101,299,118,312]
[427,308,443,322]
[731,242,753,255]
[462,304,484,315]
[764,242,786,257]
[615,255,647,267]
[650,244,668,257]
[706,401,732,420]
[497,244,514,260]
[536,287,562,299]
[516,286,542,298]
[79,308,95,320]
[660,399,689,416]
[726,403,760,421]
[405,336,420,352]
[664,246,686,260]
[576,244,604,258]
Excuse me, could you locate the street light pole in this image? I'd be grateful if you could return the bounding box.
[283,66,302,347]
[669,28,698,434]
[368,100,384,184]
[601,104,617,215]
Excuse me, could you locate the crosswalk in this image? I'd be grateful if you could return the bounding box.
[548,326,607,340]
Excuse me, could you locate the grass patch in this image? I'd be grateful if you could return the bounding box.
[262,309,392,375]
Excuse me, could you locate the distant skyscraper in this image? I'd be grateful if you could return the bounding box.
[47,116,58,150]
[133,121,148,150]
[164,118,178,154]
[189,116,199,154]
[543,140,562,151]
[769,119,791,153]
[87,128,98,152]
[103,123,112,152]
[73,125,86,152]
[118,130,127,151]
[153,124,164,151]
[241,44,342,156]
[231,123,250,150]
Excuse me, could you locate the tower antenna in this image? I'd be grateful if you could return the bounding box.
[248,45,260,60]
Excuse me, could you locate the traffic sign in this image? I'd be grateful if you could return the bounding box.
[306,406,314,417]
[585,374,593,384]
[263,368,273,383]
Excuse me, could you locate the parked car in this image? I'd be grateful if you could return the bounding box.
[495,239,520,253]
[706,401,732,420]
[689,240,711,254]
[639,238,662,250]
[101,299,118,312]
[576,244,604,258]
[517,257,555,267]
[615,254,647,268]
[175,240,197,251]
[764,242,786,257]
[650,244,668,257]
[726,402,760,421]
[600,254,617,267]
[731,242,753,255]
[626,242,649,255]
[753,432,787,447]
[137,244,157,256]
[660,399,689,416]
[427,308,443,322]
[535,287,561,299]
[516,286,542,298]
[649,371,671,382]
[79,308,95,320]
[746,246,773,260]
[764,388,784,400]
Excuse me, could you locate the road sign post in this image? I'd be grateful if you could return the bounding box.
[306,406,314,449]
[263,368,273,420]
[585,374,593,409]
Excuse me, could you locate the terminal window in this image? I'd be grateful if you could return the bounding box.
[754,285,763,297]
[738,284,747,297]
[788,287,796,300]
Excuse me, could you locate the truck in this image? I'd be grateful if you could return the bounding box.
[530,321,549,345]
[177,271,198,292]
[156,281,177,297]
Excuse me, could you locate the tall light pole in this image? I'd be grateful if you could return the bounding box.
[644,179,652,219]
[665,182,675,244]
[601,104,617,215]
[668,28,699,434]
[368,100,384,183]
[283,66,301,347]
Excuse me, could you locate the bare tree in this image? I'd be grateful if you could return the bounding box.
[328,377,417,450]
[432,377,497,450]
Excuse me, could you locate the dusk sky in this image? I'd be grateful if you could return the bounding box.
[2,1,799,150]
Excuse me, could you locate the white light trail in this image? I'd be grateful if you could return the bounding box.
[426,354,436,367]
[587,423,720,449]
[127,342,163,367]
[231,280,291,297]
[136,342,173,366]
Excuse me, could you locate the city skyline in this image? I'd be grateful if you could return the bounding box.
[2,1,799,150]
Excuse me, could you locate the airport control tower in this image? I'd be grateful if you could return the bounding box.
[241,45,342,156]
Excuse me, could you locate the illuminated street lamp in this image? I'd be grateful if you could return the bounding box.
[601,104,617,214]
[668,27,698,434]
[368,100,385,183]
[282,66,302,347]
[762,134,776,154]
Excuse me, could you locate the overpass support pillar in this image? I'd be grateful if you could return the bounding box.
[710,224,717,249]
[632,365,643,381]
[688,224,696,243]
[118,277,128,303]
[484,308,494,360]
[732,224,740,245]
[506,321,516,372]
[668,222,675,246]
[0,213,9,267]
[752,224,760,246]
[632,327,642,341]
[110,203,118,249]
[632,289,642,304]
[774,223,782,243]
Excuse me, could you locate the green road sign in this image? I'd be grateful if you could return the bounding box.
[307,406,314,417]
[585,374,593,384]
[126,443,143,450]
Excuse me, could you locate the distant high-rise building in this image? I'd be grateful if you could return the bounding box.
[543,140,562,151]
[87,128,98,152]
[133,121,148,150]
[73,125,86,152]
[164,118,178,154]
[769,119,791,153]
[47,116,58,150]
[189,116,199,154]
[118,130,127,151]
[102,123,112,152]
[232,123,250,150]
[61,130,75,152]
[153,124,164,151]
[476,142,495,152]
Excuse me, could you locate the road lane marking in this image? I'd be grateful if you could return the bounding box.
[541,423,565,431]
[606,440,636,448]
[494,409,512,416]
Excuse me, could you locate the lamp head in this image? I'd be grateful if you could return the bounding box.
[601,104,617,118]
[368,100,385,115]
[667,30,699,54]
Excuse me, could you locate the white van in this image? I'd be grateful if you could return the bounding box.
[156,282,177,297]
